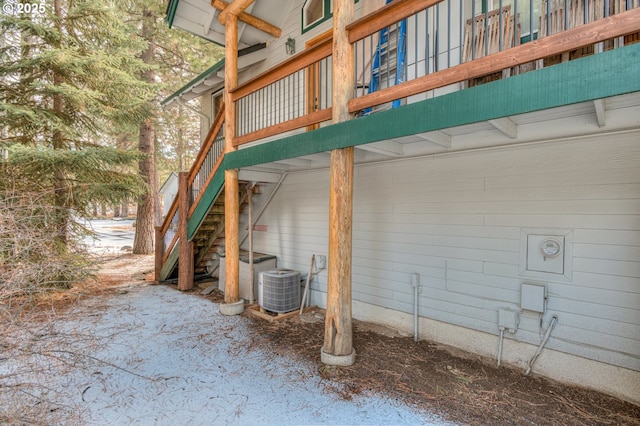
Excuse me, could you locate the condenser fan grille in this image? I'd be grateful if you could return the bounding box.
[258,270,300,313]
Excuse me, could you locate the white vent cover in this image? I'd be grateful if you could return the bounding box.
[258,269,301,313]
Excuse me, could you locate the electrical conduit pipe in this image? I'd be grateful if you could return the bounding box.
[525,315,558,376]
[411,273,420,342]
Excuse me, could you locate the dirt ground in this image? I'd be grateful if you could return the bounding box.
[235,310,640,425]
[44,255,640,425]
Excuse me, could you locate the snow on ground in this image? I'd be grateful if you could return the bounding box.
[33,283,449,425]
[0,219,450,424]
[82,219,136,255]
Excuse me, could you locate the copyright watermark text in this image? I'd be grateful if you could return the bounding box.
[2,0,47,15]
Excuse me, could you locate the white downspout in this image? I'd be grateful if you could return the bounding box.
[411,273,421,342]
[497,327,505,367]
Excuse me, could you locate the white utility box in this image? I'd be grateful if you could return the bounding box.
[218,251,277,302]
[521,282,546,313]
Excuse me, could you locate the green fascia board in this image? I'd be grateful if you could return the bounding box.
[161,60,225,107]
[187,157,227,240]
[160,243,180,280]
[225,43,640,170]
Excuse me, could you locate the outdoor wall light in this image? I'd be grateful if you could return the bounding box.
[285,36,296,55]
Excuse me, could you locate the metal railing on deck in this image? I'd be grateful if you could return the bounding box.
[231,38,334,146]
[228,0,638,147]
[347,0,640,113]
[235,57,331,136]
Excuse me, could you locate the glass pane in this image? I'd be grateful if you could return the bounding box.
[304,0,325,26]
[493,0,541,39]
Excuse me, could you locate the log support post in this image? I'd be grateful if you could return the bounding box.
[220,11,244,316]
[154,226,162,284]
[177,172,194,291]
[322,0,356,366]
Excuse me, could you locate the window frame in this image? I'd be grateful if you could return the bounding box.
[302,0,330,34]
[301,0,359,34]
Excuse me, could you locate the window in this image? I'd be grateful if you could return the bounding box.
[302,0,330,33]
[302,0,358,34]
[492,0,541,41]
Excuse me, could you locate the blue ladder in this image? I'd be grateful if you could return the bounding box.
[363,0,407,115]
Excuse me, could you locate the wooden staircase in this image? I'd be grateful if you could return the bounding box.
[156,105,228,283]
[155,104,281,286]
[191,182,262,277]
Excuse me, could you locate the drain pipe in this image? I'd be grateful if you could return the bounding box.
[525,315,558,376]
[411,273,421,342]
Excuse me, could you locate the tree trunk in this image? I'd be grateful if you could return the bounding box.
[133,117,156,253]
[52,0,68,251]
[133,7,158,254]
[121,200,129,217]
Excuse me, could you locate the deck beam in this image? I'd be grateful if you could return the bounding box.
[212,0,281,38]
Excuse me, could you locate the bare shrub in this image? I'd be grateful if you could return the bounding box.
[0,188,94,302]
[0,186,96,424]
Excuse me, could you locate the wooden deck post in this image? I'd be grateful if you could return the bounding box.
[220,11,243,315]
[322,0,356,365]
[154,226,162,284]
[177,171,194,291]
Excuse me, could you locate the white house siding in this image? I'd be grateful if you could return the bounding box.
[248,130,640,398]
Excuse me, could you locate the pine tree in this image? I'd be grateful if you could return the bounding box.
[124,0,223,254]
[0,0,152,287]
[131,3,158,254]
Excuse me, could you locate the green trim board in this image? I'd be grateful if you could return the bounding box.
[187,159,226,240]
[225,43,640,169]
[165,0,179,28]
[187,43,640,242]
[161,60,225,107]
[160,243,180,280]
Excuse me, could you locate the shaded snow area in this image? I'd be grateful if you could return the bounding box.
[2,283,449,426]
[82,219,136,255]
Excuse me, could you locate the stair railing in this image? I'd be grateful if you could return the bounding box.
[188,104,226,215]
[155,104,226,281]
